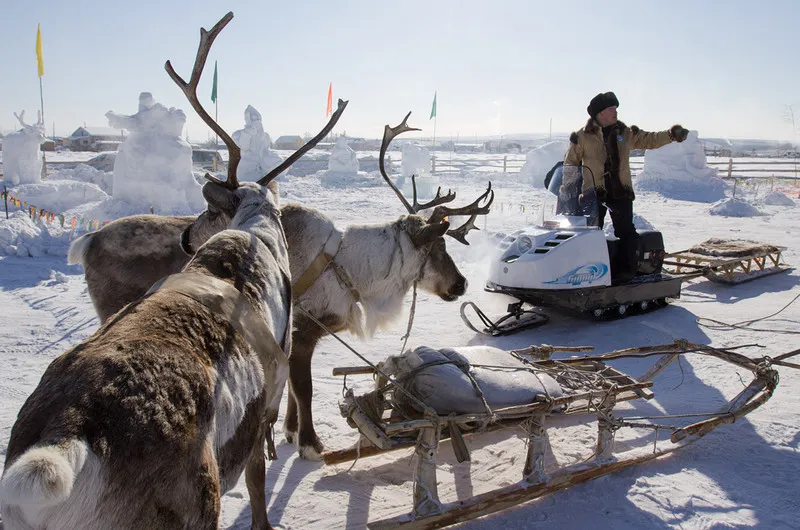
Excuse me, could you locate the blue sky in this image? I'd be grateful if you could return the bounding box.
[1,0,798,142]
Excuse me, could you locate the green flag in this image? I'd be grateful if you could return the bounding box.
[429,91,437,120]
[211,61,218,103]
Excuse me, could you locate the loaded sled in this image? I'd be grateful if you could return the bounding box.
[461,164,792,336]
[321,341,792,529]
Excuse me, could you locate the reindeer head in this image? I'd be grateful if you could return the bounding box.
[379,112,494,301]
[396,214,465,301]
[168,13,349,255]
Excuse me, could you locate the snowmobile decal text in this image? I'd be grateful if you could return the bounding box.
[544,263,608,286]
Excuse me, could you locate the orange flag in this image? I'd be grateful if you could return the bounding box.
[326,82,332,118]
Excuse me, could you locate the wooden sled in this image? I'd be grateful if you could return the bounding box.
[322,341,789,529]
[664,238,791,285]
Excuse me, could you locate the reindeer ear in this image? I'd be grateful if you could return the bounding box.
[411,221,450,247]
[179,225,195,255]
[201,182,236,213]
[266,180,279,203]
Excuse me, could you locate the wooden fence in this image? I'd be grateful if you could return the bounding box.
[629,158,800,181]
[430,155,800,181]
[5,155,799,182]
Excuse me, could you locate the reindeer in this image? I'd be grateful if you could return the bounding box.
[278,115,493,459]
[0,13,329,529]
[68,119,493,462]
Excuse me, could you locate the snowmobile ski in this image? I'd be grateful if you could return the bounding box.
[460,301,548,336]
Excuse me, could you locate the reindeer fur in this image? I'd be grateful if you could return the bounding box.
[67,200,467,460]
[1,182,291,530]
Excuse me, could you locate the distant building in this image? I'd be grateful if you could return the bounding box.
[0,133,55,152]
[274,135,305,150]
[454,143,484,153]
[348,138,381,151]
[67,126,126,152]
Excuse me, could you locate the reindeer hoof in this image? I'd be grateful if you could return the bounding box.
[298,434,325,461]
[298,444,323,461]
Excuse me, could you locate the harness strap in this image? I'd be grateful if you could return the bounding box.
[146,272,290,382]
[292,228,343,298]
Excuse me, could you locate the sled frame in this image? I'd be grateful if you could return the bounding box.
[664,245,790,285]
[323,342,782,529]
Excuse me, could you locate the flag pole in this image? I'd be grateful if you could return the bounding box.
[39,76,47,180]
[36,24,47,179]
[39,77,45,125]
[433,115,437,151]
[430,91,437,150]
[211,60,219,151]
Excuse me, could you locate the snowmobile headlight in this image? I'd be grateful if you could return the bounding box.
[517,236,533,253]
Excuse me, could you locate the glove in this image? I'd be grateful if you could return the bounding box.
[579,186,605,205]
[670,124,689,143]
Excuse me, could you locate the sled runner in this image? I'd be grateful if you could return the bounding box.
[459,300,548,336]
[322,341,790,529]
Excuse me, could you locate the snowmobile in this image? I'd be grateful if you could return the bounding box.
[461,163,790,336]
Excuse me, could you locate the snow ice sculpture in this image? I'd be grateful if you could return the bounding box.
[709,197,765,217]
[328,136,359,174]
[3,110,46,186]
[763,191,796,207]
[400,142,438,199]
[231,105,284,182]
[105,92,203,214]
[518,140,568,187]
[636,130,725,202]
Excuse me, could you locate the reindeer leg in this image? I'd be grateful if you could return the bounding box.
[289,345,325,460]
[283,329,301,444]
[194,439,222,530]
[245,434,271,530]
[265,407,279,461]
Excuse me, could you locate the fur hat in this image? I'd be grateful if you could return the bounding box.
[587,92,619,118]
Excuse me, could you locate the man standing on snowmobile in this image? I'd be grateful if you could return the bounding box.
[563,91,689,281]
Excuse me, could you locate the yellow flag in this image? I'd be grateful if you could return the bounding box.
[36,24,44,77]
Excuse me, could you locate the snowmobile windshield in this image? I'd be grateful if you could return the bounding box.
[545,161,564,196]
[540,164,600,229]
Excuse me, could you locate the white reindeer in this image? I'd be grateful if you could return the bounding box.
[0,13,325,529]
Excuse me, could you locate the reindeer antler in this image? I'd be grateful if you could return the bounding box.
[379,112,456,214]
[257,99,349,187]
[431,182,494,245]
[165,12,240,189]
[409,175,457,213]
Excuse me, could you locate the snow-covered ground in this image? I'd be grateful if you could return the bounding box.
[1,151,799,529]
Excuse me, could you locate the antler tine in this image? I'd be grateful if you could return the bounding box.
[165,12,240,190]
[379,111,421,214]
[410,176,456,213]
[428,182,494,225]
[257,99,349,186]
[446,214,479,245]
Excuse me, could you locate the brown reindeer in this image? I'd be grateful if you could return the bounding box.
[0,13,330,529]
[67,114,493,461]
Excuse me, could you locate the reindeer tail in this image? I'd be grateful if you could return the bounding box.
[0,439,89,508]
[67,233,95,265]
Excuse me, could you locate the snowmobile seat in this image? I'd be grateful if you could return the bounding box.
[606,230,665,279]
[636,230,665,274]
